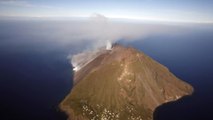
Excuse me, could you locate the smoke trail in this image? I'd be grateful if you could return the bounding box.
[71,13,113,71]
[67,13,185,71]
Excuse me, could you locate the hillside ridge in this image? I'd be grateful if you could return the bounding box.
[60,44,193,120]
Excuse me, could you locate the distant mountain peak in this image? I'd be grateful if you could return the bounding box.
[60,44,193,120]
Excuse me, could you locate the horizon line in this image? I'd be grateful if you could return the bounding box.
[0,15,213,24]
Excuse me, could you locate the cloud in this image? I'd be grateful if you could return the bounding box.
[61,14,182,49]
[90,13,108,23]
[9,13,183,50]
[0,13,186,51]
[0,0,54,9]
[0,14,190,71]
[65,13,185,71]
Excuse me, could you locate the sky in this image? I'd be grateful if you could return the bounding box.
[0,0,213,23]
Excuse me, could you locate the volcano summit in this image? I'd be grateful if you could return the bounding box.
[60,44,193,120]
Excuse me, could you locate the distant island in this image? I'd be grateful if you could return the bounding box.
[60,44,193,120]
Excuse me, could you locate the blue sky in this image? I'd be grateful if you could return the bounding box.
[0,0,213,23]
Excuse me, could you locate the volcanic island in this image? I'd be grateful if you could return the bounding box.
[60,44,193,120]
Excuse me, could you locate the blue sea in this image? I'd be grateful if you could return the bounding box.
[0,20,213,120]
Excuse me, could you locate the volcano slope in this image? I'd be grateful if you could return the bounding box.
[60,44,193,120]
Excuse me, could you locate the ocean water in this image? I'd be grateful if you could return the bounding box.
[0,21,74,120]
[0,20,213,120]
[130,26,213,120]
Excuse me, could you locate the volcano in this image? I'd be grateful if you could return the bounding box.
[60,44,193,120]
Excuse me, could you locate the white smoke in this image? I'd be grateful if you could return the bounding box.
[70,47,107,72]
[63,13,186,71]
[71,13,114,71]
[90,13,108,24]
[106,40,112,50]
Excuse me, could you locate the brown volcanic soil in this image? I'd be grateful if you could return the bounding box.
[60,44,193,120]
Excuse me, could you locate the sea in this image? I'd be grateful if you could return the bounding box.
[0,20,213,120]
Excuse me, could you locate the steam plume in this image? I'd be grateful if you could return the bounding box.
[106,40,112,50]
[65,13,185,71]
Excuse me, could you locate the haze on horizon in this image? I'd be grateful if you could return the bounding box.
[0,0,213,23]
